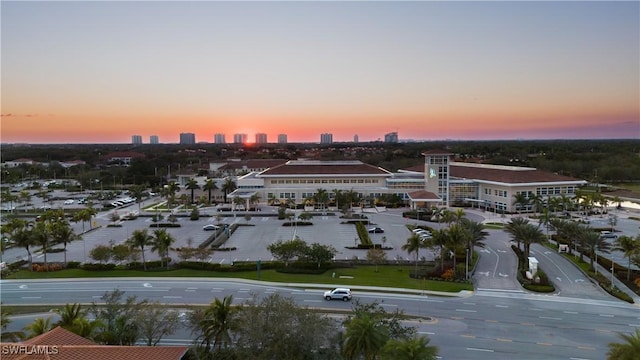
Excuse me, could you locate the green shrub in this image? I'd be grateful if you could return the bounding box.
[81,263,116,271]
[150,223,181,228]
[66,261,81,269]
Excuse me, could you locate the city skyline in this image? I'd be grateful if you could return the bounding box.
[2,1,639,144]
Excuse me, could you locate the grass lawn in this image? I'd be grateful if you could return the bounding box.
[4,265,472,293]
[613,183,640,193]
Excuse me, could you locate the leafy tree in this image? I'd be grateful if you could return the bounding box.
[111,243,132,263]
[137,301,180,346]
[56,303,84,330]
[367,247,387,272]
[90,289,146,345]
[221,177,237,203]
[607,328,640,360]
[267,237,307,267]
[194,247,214,266]
[232,293,340,359]
[90,244,112,264]
[128,229,152,271]
[304,242,337,268]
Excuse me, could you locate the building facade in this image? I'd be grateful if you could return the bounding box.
[320,133,333,144]
[255,133,268,144]
[150,135,159,144]
[214,133,226,144]
[131,135,143,145]
[233,133,247,144]
[278,134,288,144]
[179,133,196,145]
[384,132,399,143]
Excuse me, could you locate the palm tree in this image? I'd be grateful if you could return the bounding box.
[504,218,545,259]
[49,220,78,266]
[31,221,51,271]
[530,194,545,216]
[428,228,448,272]
[504,217,530,251]
[314,188,330,212]
[342,313,389,360]
[199,295,236,351]
[607,329,640,360]
[151,229,175,269]
[221,177,237,203]
[382,335,439,360]
[186,178,200,204]
[613,235,640,281]
[578,228,611,270]
[23,317,53,339]
[402,233,425,277]
[445,224,469,272]
[249,193,261,210]
[453,208,466,224]
[203,179,218,204]
[332,189,344,209]
[10,220,34,270]
[56,303,84,330]
[128,229,152,271]
[512,192,530,214]
[129,185,146,212]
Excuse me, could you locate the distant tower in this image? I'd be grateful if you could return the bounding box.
[255,133,268,144]
[132,135,143,145]
[384,132,398,143]
[354,134,359,143]
[179,132,196,145]
[233,133,247,144]
[320,133,333,144]
[278,134,288,144]
[149,135,159,144]
[214,133,226,144]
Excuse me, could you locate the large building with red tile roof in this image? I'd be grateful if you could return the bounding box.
[229,154,586,213]
[0,326,188,360]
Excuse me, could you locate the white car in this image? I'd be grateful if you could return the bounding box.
[203,224,220,231]
[63,199,74,205]
[323,288,352,301]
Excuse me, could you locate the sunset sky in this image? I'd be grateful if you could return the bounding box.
[1,1,639,144]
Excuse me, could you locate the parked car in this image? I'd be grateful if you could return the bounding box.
[63,199,74,205]
[203,224,220,231]
[323,288,352,301]
[600,231,618,239]
[368,227,384,233]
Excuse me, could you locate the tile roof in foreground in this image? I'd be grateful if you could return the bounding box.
[0,327,188,360]
[258,160,393,177]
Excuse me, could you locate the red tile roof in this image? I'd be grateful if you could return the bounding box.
[0,327,187,360]
[402,163,584,184]
[259,160,392,176]
[408,190,441,200]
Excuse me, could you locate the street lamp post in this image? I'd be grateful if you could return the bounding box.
[611,264,615,290]
[465,248,469,280]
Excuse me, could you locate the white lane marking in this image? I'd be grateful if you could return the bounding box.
[418,331,435,335]
[21,296,42,299]
[539,316,562,320]
[163,296,183,299]
[564,311,579,314]
[495,304,509,308]
[456,309,477,313]
[599,314,614,317]
[464,302,476,305]
[466,347,494,352]
[304,300,323,303]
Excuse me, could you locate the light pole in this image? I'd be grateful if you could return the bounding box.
[610,264,615,290]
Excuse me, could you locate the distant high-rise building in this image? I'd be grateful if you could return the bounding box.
[180,132,196,145]
[278,134,288,144]
[320,133,333,144]
[214,133,226,144]
[354,134,359,143]
[132,135,143,145]
[255,133,268,144]
[384,132,398,143]
[150,135,159,144]
[233,133,247,144]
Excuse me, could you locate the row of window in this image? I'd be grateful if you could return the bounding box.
[536,186,577,196]
[484,188,509,198]
[269,179,380,185]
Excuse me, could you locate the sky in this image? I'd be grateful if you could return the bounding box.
[1,1,639,144]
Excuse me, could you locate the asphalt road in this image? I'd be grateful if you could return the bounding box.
[2,278,638,360]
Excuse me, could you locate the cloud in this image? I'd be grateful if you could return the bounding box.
[0,114,13,117]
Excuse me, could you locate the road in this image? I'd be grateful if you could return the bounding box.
[2,278,638,360]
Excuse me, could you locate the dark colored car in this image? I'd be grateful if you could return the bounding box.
[368,227,384,233]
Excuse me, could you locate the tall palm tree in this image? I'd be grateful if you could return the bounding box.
[203,179,218,204]
[342,313,389,360]
[613,235,640,281]
[186,178,200,204]
[445,224,469,272]
[249,193,261,210]
[607,329,640,360]
[129,184,146,212]
[49,220,78,266]
[453,208,466,224]
[333,189,344,209]
[402,233,425,277]
[382,335,439,360]
[504,217,530,251]
[151,229,175,269]
[31,221,51,271]
[199,295,236,351]
[314,188,330,211]
[128,229,152,271]
[504,218,545,259]
[221,177,237,203]
[512,193,530,214]
[530,194,544,216]
[578,228,611,269]
[428,228,448,272]
[10,220,34,270]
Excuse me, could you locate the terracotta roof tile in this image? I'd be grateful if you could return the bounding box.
[408,190,441,200]
[450,163,584,184]
[23,326,96,346]
[259,160,392,176]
